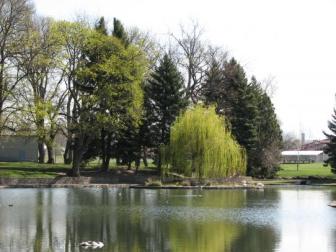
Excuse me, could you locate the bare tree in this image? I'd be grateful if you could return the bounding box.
[128,27,162,72]
[171,21,209,103]
[0,0,33,134]
[171,21,229,103]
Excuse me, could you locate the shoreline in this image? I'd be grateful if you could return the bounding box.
[0,176,335,189]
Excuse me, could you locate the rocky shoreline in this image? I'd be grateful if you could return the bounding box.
[0,173,263,189]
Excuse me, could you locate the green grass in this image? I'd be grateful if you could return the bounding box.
[0,158,157,178]
[0,162,71,178]
[278,163,336,178]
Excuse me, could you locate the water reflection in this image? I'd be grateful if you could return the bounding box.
[0,187,335,251]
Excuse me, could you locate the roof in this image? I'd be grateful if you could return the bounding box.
[281,150,324,156]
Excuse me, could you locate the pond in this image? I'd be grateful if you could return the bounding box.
[0,186,335,252]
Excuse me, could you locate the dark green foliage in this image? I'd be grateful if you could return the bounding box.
[203,58,282,177]
[112,18,129,46]
[144,54,187,168]
[204,58,258,175]
[248,77,282,177]
[95,17,108,35]
[323,109,336,174]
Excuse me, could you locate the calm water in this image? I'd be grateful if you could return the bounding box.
[0,186,335,252]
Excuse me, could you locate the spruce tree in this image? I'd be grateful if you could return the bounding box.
[248,77,282,177]
[95,17,108,35]
[145,54,187,169]
[323,109,336,174]
[112,18,129,45]
[203,58,259,175]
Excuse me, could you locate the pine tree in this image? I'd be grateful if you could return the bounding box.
[248,77,282,177]
[145,54,187,169]
[323,109,336,174]
[112,18,129,45]
[95,17,108,35]
[203,58,259,175]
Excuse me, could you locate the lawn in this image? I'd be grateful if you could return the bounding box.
[0,162,72,178]
[0,159,156,178]
[278,163,336,178]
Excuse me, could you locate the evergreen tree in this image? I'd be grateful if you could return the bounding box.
[112,18,128,45]
[95,17,108,35]
[248,77,282,177]
[323,109,336,174]
[203,58,259,175]
[145,54,187,169]
[74,28,146,174]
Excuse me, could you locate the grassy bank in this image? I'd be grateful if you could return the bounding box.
[0,162,72,178]
[1,161,335,181]
[0,159,156,178]
[278,163,336,178]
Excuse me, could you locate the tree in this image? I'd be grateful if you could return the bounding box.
[162,105,246,178]
[17,17,65,163]
[0,0,33,134]
[112,18,128,45]
[282,132,301,150]
[53,20,91,164]
[203,58,259,175]
[69,27,146,176]
[95,17,108,35]
[171,21,208,103]
[248,77,282,177]
[145,54,187,169]
[323,109,336,174]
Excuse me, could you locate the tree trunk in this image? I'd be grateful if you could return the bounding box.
[135,157,140,173]
[70,136,84,177]
[101,133,112,172]
[38,141,45,163]
[116,157,122,166]
[143,146,148,168]
[63,138,73,164]
[47,144,55,164]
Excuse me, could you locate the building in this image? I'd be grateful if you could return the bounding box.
[281,150,326,164]
[300,139,329,151]
[0,136,38,162]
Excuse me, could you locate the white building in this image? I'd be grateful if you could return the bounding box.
[281,150,326,163]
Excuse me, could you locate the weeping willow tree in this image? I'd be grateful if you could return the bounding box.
[162,105,246,178]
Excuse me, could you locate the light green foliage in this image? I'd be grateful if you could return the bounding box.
[77,30,146,131]
[163,105,246,178]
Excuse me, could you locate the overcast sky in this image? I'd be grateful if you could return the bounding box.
[33,0,336,139]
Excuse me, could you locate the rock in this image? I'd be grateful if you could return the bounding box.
[328,201,336,208]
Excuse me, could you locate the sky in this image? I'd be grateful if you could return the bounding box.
[33,0,336,139]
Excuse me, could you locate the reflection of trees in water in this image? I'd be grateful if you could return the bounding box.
[33,190,43,252]
[230,224,279,252]
[63,189,249,251]
[0,187,300,252]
